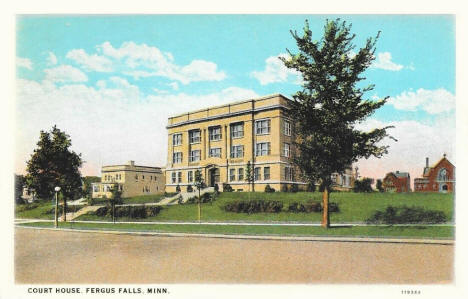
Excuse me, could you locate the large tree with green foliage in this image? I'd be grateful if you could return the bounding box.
[281,19,394,228]
[25,126,83,219]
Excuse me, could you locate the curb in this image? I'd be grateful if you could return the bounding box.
[15,225,455,245]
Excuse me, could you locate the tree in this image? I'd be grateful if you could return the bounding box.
[281,19,394,228]
[245,161,254,199]
[193,170,204,223]
[353,178,374,193]
[25,126,83,222]
[15,174,26,204]
[110,184,123,223]
[376,179,384,192]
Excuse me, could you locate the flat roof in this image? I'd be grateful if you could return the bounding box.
[168,93,292,119]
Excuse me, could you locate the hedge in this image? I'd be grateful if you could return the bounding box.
[223,200,283,214]
[94,205,162,218]
[366,206,447,224]
[288,201,339,213]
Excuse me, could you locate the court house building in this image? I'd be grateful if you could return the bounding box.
[164,94,305,192]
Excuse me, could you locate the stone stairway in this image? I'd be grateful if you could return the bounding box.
[59,205,102,221]
[158,187,215,205]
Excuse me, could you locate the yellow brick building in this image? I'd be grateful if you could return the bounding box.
[92,161,165,198]
[165,94,307,192]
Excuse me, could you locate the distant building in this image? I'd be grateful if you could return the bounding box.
[331,167,356,191]
[21,186,36,203]
[414,154,455,193]
[92,161,165,198]
[382,171,411,192]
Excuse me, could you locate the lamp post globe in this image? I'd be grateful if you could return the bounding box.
[55,186,61,192]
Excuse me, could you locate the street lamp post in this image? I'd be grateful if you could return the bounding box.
[54,186,61,228]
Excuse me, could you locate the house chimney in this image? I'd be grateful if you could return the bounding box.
[426,157,429,167]
[128,160,135,166]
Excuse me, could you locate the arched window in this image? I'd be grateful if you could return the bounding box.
[438,168,448,181]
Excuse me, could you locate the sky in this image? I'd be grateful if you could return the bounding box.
[15,15,456,186]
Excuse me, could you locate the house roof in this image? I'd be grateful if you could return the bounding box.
[422,156,455,178]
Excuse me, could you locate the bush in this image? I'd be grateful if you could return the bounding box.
[307,182,316,192]
[290,184,299,193]
[186,192,214,204]
[224,200,283,214]
[366,206,447,224]
[176,185,181,193]
[281,185,289,192]
[223,183,233,192]
[264,184,275,193]
[186,185,193,192]
[94,205,162,219]
[287,201,339,213]
[214,184,219,193]
[46,205,84,215]
[353,178,373,193]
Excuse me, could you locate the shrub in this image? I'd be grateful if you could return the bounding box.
[353,178,373,193]
[307,182,316,192]
[87,197,95,206]
[264,184,275,193]
[366,206,447,224]
[224,200,283,214]
[214,184,219,193]
[93,205,162,218]
[287,201,339,213]
[281,185,289,192]
[186,185,193,192]
[223,183,233,192]
[290,184,299,193]
[176,185,181,193]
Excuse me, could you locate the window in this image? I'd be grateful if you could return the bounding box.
[283,143,290,157]
[284,120,291,136]
[173,133,182,146]
[189,130,201,144]
[177,171,182,183]
[284,166,293,181]
[231,122,244,138]
[238,168,244,181]
[209,148,221,158]
[188,171,193,182]
[254,167,261,181]
[230,145,244,158]
[189,150,201,162]
[255,142,270,156]
[438,168,448,181]
[171,172,177,184]
[209,126,222,141]
[135,174,138,180]
[93,185,99,192]
[230,169,236,181]
[142,175,145,180]
[173,152,182,163]
[264,167,270,180]
[255,119,270,135]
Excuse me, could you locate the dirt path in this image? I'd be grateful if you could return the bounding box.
[15,227,453,284]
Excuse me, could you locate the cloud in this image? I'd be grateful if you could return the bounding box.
[371,52,404,71]
[97,41,226,84]
[17,57,32,70]
[44,65,88,83]
[66,49,113,72]
[47,52,58,65]
[16,78,258,175]
[356,117,455,188]
[387,88,455,114]
[251,53,301,85]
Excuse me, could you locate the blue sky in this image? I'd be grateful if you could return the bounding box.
[16,15,456,182]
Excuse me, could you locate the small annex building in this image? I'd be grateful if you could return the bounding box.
[92,161,165,198]
[382,171,411,193]
[414,154,455,193]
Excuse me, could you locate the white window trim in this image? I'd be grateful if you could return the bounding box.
[255,119,271,135]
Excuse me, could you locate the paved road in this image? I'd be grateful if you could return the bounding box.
[15,227,453,284]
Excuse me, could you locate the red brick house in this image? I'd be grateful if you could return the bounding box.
[414,155,455,192]
[382,171,411,192]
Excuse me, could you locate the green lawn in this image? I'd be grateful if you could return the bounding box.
[17,221,454,239]
[18,192,454,224]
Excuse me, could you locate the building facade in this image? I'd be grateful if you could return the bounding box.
[382,171,411,192]
[92,161,165,198]
[331,167,356,191]
[165,94,306,193]
[414,155,455,193]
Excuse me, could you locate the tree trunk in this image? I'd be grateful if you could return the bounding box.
[62,198,67,222]
[198,189,201,223]
[321,187,330,228]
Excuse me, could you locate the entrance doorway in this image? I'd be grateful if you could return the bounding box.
[209,168,220,187]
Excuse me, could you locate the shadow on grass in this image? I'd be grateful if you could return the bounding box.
[328,225,352,229]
